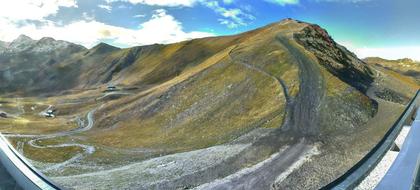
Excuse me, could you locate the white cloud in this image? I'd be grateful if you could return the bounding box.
[265,0,371,5]
[200,0,255,28]
[339,41,420,61]
[218,19,239,29]
[98,4,112,11]
[223,0,235,4]
[114,9,214,46]
[0,0,77,21]
[82,12,95,21]
[264,0,299,6]
[106,0,197,7]
[109,0,255,29]
[0,9,214,48]
[133,14,146,18]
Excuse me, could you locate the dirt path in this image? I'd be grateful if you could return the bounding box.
[96,91,134,101]
[277,34,325,136]
[228,45,292,103]
[197,140,317,190]
[5,106,101,171]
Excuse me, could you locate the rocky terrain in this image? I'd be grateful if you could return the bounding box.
[0,35,86,95]
[0,19,417,189]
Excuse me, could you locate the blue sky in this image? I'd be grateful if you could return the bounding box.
[0,0,419,60]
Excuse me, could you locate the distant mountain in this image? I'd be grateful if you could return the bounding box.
[5,34,35,53]
[365,57,420,84]
[1,35,86,54]
[0,35,86,94]
[365,57,420,74]
[89,42,121,54]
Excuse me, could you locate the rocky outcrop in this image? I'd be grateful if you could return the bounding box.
[294,24,375,92]
[0,112,7,118]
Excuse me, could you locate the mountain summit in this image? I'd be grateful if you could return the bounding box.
[0,35,86,93]
[0,19,417,190]
[2,35,86,54]
[6,34,35,52]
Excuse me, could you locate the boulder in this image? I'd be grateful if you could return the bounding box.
[0,112,7,118]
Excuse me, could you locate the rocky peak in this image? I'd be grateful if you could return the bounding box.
[278,18,306,25]
[14,34,33,43]
[38,37,55,43]
[293,23,375,92]
[0,35,86,54]
[33,37,77,53]
[7,34,35,52]
[90,42,120,54]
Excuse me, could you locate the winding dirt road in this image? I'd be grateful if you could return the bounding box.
[5,106,100,171]
[277,34,325,136]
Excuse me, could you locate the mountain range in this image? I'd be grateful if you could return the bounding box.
[0,19,418,189]
[0,35,85,94]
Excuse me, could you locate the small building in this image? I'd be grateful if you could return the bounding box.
[105,85,118,92]
[44,109,56,118]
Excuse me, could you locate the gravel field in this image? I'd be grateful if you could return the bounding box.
[52,143,250,190]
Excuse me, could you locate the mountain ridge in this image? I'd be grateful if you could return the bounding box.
[3,35,86,54]
[0,18,418,190]
[0,35,86,94]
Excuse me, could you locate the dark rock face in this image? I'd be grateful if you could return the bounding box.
[294,25,375,93]
[0,112,7,118]
[374,88,408,104]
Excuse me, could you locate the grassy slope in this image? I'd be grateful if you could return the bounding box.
[0,98,78,134]
[66,20,378,172]
[364,57,420,75]
[88,45,287,151]
[81,21,309,154]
